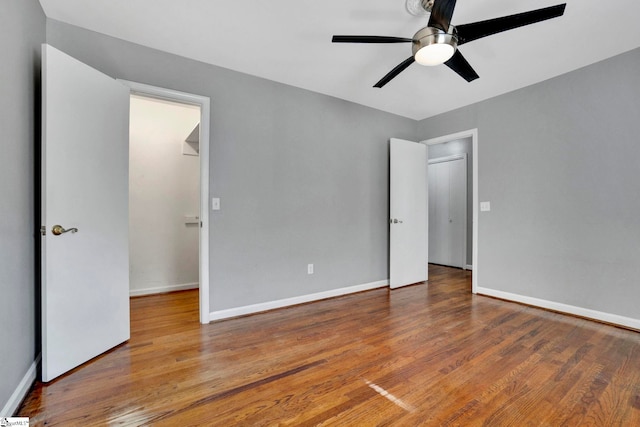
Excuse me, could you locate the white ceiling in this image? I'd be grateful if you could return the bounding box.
[39,0,640,120]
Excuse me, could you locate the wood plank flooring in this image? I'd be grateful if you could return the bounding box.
[19,265,640,425]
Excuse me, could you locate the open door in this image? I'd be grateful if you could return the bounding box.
[389,138,428,289]
[41,44,130,381]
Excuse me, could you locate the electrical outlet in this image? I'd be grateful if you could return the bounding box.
[480,201,491,212]
[307,264,314,275]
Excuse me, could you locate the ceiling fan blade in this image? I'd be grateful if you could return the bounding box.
[374,56,416,88]
[332,35,413,43]
[428,0,458,32]
[445,50,479,82]
[456,4,566,45]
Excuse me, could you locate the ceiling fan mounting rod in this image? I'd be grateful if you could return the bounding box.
[421,0,435,12]
[406,0,434,16]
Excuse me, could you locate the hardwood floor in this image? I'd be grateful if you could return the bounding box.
[19,265,640,426]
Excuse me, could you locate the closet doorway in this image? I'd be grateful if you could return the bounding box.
[424,130,478,293]
[428,154,467,268]
[129,94,201,300]
[121,80,211,324]
[427,137,473,270]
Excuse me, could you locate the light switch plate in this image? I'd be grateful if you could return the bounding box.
[480,201,491,212]
[212,198,220,211]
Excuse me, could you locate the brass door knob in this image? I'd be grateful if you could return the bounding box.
[52,225,78,236]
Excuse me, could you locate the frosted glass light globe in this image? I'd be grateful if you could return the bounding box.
[414,43,455,66]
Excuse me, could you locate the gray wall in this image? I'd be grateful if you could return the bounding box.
[0,0,45,413]
[427,138,473,266]
[45,20,417,311]
[418,48,640,320]
[3,7,638,413]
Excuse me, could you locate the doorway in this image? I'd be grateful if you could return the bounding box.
[120,80,211,324]
[428,153,467,269]
[423,129,478,293]
[128,94,201,299]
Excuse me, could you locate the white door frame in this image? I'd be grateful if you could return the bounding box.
[118,80,211,324]
[428,153,467,270]
[422,129,478,294]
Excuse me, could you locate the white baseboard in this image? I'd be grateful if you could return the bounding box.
[1,354,40,416]
[210,280,388,322]
[476,287,640,330]
[465,264,473,271]
[130,282,198,297]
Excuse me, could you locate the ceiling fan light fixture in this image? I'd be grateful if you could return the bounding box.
[415,43,455,66]
[412,27,457,66]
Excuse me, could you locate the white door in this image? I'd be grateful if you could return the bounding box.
[389,138,428,289]
[428,157,467,268]
[41,44,130,382]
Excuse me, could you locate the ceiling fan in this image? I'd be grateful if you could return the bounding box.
[332,0,567,87]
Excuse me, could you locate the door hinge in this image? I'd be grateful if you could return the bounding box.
[40,225,46,236]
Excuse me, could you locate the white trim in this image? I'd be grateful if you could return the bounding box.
[117,80,211,324]
[1,354,40,416]
[422,128,479,294]
[129,282,199,297]
[477,287,640,330]
[209,280,388,322]
[465,264,473,271]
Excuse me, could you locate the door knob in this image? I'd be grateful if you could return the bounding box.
[389,218,404,224]
[52,225,78,236]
